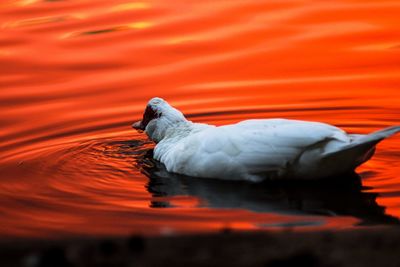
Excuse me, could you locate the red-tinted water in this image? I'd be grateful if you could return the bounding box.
[0,0,399,238]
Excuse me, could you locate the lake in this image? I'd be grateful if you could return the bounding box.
[0,0,399,239]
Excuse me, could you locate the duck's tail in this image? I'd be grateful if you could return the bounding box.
[355,126,400,144]
[322,126,400,169]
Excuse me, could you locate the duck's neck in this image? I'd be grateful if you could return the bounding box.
[146,118,213,143]
[162,120,195,141]
[145,117,191,143]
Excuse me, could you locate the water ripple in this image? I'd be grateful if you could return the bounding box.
[0,0,399,238]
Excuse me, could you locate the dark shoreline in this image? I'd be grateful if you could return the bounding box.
[2,227,400,267]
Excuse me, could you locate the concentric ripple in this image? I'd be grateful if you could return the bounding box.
[0,0,400,238]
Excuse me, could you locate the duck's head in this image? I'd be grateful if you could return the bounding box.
[132,97,187,142]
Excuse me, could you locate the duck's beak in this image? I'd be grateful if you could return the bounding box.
[132,120,145,131]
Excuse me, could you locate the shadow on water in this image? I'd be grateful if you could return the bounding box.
[136,149,399,227]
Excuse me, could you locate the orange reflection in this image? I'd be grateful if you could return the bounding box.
[0,0,399,238]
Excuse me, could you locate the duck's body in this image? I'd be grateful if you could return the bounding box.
[133,98,399,182]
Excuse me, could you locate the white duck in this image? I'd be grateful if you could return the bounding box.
[132,97,399,182]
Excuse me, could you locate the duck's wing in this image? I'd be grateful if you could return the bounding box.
[159,119,350,180]
[219,119,350,174]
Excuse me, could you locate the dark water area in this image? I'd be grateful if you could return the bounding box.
[0,0,399,238]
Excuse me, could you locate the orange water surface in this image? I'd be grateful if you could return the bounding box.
[0,0,399,239]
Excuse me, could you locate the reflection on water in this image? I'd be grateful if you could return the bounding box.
[142,151,399,226]
[0,0,399,238]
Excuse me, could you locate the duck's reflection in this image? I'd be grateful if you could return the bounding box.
[138,150,399,226]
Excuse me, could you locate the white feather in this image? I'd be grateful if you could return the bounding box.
[134,98,400,182]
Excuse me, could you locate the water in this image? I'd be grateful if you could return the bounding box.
[0,0,399,239]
